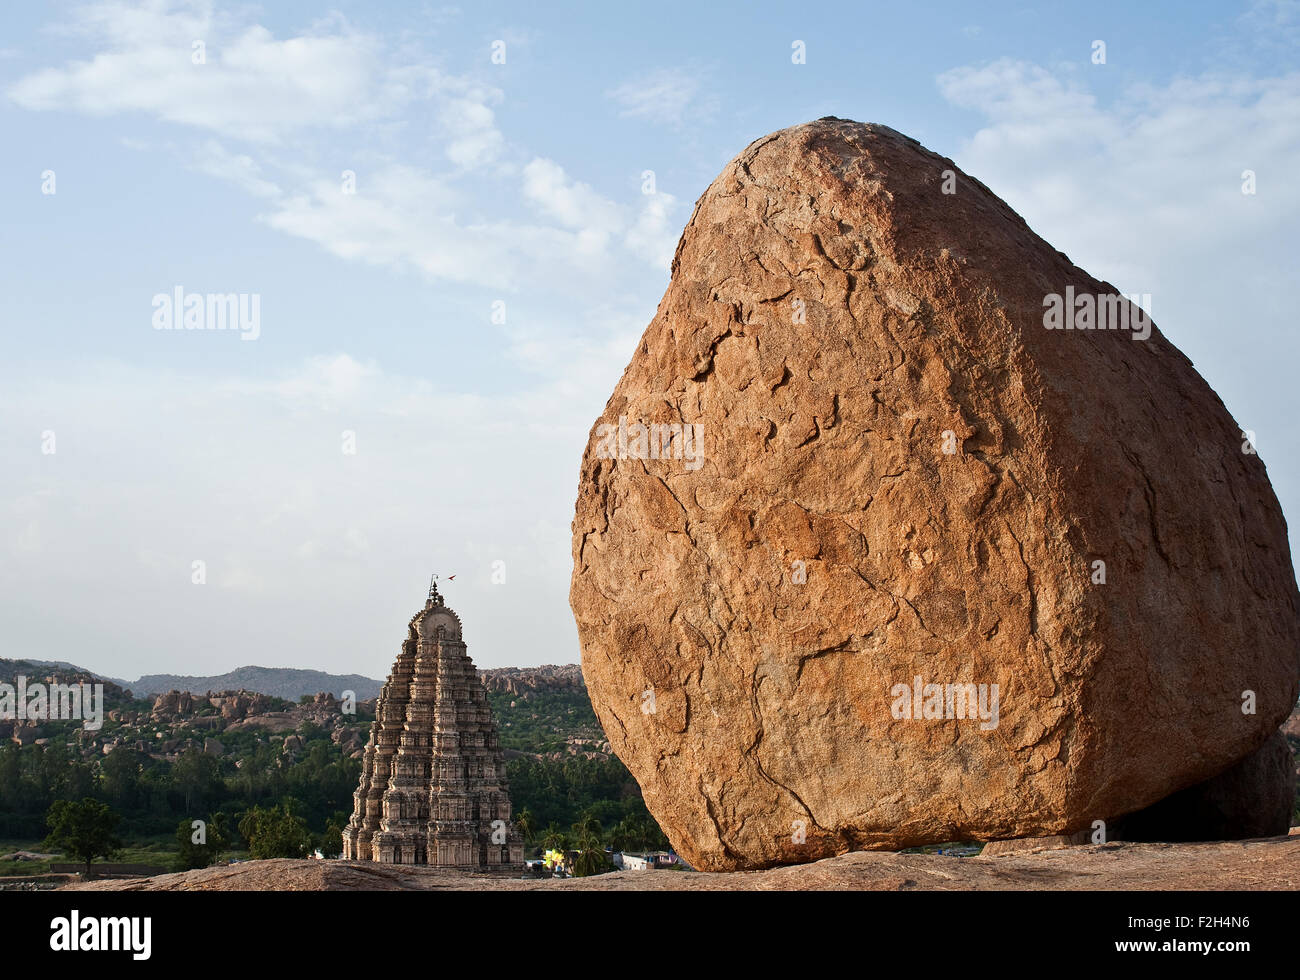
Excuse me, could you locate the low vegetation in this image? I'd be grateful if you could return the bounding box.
[0,667,671,875]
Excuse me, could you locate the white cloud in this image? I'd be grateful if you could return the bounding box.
[9,2,411,143]
[624,190,681,270]
[191,139,281,197]
[260,164,627,291]
[8,0,510,157]
[259,156,681,291]
[936,58,1300,290]
[1235,0,1300,55]
[10,2,679,289]
[439,88,505,168]
[607,66,714,126]
[521,157,623,246]
[519,158,682,270]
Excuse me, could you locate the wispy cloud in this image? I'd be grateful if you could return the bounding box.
[607,66,715,126]
[521,158,623,246]
[191,139,281,197]
[936,57,1300,287]
[9,1,683,290]
[8,2,418,143]
[253,153,680,292]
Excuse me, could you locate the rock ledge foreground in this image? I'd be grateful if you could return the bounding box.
[62,835,1299,891]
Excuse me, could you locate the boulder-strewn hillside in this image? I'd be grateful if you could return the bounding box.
[1,657,600,762]
[479,664,584,695]
[0,659,140,747]
[482,666,609,760]
[0,659,134,701]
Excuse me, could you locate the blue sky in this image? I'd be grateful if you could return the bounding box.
[2,0,1298,679]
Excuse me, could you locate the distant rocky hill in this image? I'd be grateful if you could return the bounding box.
[0,659,135,705]
[108,666,385,700]
[71,660,585,696]
[90,663,583,701]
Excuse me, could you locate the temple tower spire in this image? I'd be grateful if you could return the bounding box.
[342,577,523,870]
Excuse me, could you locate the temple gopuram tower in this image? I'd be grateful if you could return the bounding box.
[342,577,524,870]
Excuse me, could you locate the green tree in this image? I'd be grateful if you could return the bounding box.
[608,817,638,853]
[42,798,122,873]
[571,810,602,843]
[298,720,323,740]
[0,743,21,818]
[209,811,231,854]
[36,742,72,800]
[318,812,347,859]
[571,830,612,877]
[101,746,145,810]
[171,748,222,813]
[613,815,664,853]
[238,803,313,859]
[636,816,667,850]
[172,811,231,871]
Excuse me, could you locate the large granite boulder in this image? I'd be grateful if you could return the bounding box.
[569,118,1300,871]
[150,690,195,721]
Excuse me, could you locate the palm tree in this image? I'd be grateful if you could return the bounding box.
[571,831,611,877]
[515,807,536,845]
[539,823,568,852]
[571,811,602,843]
[610,816,651,853]
[608,818,632,853]
[638,816,666,851]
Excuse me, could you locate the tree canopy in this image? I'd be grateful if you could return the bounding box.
[42,797,122,872]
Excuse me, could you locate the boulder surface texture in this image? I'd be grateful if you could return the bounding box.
[569,118,1300,872]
